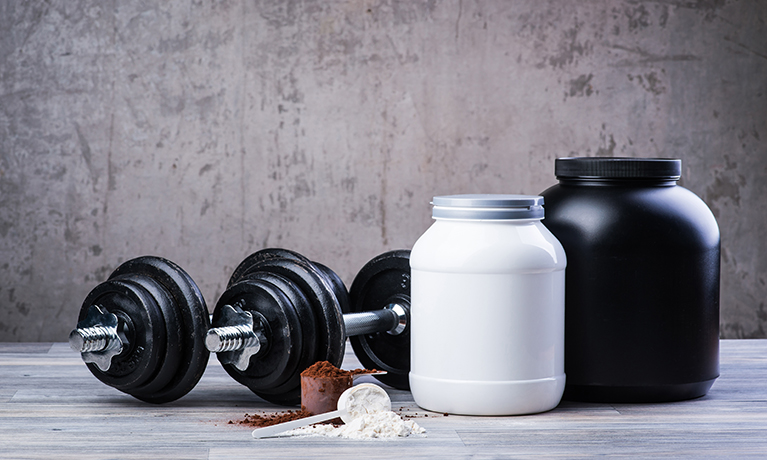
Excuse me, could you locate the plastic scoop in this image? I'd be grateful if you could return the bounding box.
[353,371,387,381]
[251,383,391,439]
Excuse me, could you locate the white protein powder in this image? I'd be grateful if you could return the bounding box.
[341,384,391,421]
[284,410,426,439]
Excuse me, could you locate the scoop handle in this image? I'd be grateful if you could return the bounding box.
[251,409,345,439]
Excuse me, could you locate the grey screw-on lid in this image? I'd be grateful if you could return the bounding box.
[432,194,544,220]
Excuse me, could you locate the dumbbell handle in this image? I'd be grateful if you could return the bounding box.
[68,305,124,372]
[206,303,408,371]
[344,304,407,337]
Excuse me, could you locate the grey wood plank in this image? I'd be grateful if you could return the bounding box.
[0,343,53,353]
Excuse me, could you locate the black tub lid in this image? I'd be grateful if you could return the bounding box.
[555,157,681,179]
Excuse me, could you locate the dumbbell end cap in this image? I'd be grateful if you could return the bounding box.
[68,329,87,352]
[204,329,226,352]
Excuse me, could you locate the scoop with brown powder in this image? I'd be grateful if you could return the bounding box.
[300,361,381,415]
[229,361,382,427]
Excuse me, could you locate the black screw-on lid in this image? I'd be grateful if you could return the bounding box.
[555,157,681,179]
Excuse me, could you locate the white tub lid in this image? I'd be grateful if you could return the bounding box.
[431,194,544,220]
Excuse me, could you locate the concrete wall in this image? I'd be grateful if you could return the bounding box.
[1,0,765,341]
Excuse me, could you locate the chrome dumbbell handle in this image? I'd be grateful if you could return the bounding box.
[206,302,408,371]
[344,304,407,337]
[204,302,268,371]
[68,305,125,372]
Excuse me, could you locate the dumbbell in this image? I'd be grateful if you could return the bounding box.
[68,256,210,404]
[69,249,411,405]
[205,248,411,405]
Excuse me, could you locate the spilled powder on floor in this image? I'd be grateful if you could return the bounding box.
[231,410,315,428]
[284,410,426,439]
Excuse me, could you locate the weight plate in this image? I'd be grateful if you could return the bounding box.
[240,271,319,401]
[230,249,349,316]
[118,273,182,400]
[230,249,345,368]
[228,248,306,288]
[80,278,165,392]
[109,256,210,404]
[215,273,311,405]
[313,261,350,315]
[348,250,411,390]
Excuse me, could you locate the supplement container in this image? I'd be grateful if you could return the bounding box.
[540,157,720,402]
[409,194,566,415]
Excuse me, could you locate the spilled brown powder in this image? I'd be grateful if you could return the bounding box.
[230,410,313,428]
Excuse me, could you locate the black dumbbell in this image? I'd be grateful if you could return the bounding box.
[68,256,210,404]
[205,248,411,406]
[70,250,411,405]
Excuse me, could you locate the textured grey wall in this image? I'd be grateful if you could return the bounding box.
[1,0,765,341]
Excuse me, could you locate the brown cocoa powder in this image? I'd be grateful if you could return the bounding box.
[230,410,313,428]
[230,410,342,428]
[300,361,380,379]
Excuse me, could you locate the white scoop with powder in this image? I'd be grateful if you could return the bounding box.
[251,383,391,439]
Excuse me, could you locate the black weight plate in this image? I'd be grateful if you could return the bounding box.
[109,256,210,404]
[118,273,182,400]
[257,258,345,367]
[80,278,165,392]
[348,250,411,390]
[313,261,351,315]
[230,249,348,316]
[214,276,307,405]
[228,248,307,287]
[231,250,345,368]
[238,271,319,400]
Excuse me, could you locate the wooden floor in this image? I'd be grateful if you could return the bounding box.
[0,340,765,459]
